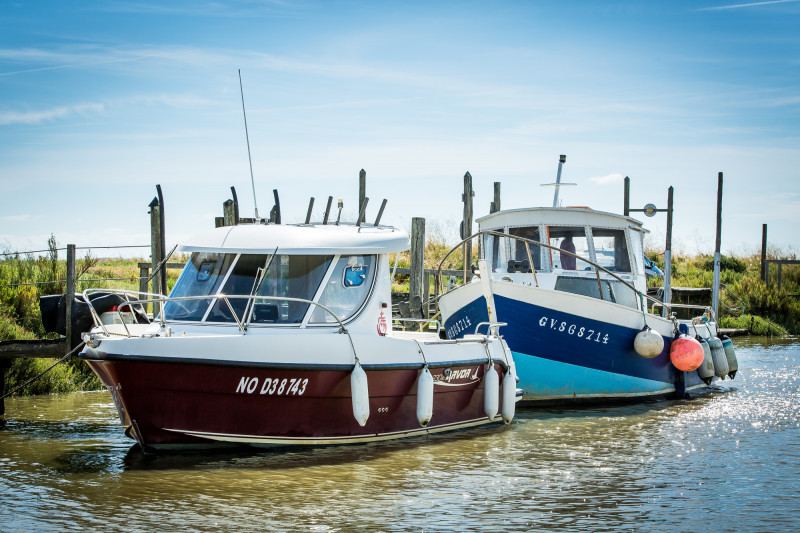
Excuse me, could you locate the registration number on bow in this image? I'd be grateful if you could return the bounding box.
[538,316,609,344]
[235,376,308,395]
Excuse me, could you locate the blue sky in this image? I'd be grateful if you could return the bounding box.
[1,0,798,258]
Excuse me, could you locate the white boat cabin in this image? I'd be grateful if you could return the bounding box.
[160,223,408,334]
[477,207,648,309]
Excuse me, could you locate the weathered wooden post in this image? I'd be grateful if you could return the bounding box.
[712,172,723,319]
[359,169,367,224]
[623,176,630,217]
[461,172,474,282]
[761,224,768,281]
[409,217,426,318]
[490,182,501,213]
[662,186,674,318]
[223,199,236,226]
[149,198,164,296]
[65,244,76,352]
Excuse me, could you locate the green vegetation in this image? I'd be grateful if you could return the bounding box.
[2,234,798,397]
[1,236,181,396]
[646,250,800,335]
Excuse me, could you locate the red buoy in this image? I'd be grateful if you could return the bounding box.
[669,334,705,372]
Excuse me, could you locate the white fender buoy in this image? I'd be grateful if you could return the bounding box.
[708,336,729,380]
[696,337,715,385]
[720,335,738,379]
[351,362,370,427]
[484,364,499,420]
[634,327,664,358]
[416,366,434,427]
[501,369,516,424]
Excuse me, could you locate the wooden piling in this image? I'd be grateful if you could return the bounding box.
[761,224,768,281]
[409,217,425,313]
[149,199,164,296]
[712,172,723,318]
[461,172,474,282]
[65,244,75,352]
[223,199,236,226]
[662,186,674,318]
[490,182,501,213]
[623,176,630,217]
[359,169,367,224]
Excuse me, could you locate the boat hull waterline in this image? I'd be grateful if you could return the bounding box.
[441,282,709,404]
[84,351,511,450]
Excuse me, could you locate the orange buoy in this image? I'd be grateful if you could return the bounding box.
[669,334,704,372]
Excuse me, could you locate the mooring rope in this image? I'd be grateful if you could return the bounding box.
[0,342,85,400]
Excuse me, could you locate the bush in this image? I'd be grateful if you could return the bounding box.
[703,254,747,273]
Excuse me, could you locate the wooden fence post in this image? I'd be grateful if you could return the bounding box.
[623,176,630,217]
[65,244,76,352]
[662,186,674,318]
[410,218,425,317]
[139,265,150,314]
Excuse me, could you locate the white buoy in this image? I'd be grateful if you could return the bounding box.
[416,366,434,427]
[484,364,499,420]
[720,335,738,379]
[708,336,729,380]
[351,362,370,427]
[501,369,516,424]
[634,327,664,358]
[696,337,715,385]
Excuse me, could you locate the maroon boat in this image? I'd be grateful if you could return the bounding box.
[78,222,519,452]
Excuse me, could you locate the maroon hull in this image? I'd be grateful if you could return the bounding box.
[86,357,506,450]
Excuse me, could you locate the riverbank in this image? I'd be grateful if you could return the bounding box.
[2,239,799,395]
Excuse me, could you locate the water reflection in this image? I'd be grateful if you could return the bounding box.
[2,338,800,532]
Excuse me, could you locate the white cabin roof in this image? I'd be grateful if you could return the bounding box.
[477,207,646,232]
[178,223,410,255]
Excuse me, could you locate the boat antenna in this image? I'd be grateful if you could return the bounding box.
[238,69,260,220]
[540,154,576,207]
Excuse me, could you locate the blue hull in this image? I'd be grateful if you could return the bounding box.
[444,293,707,403]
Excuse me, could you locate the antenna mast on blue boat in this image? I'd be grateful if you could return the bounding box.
[540,154,575,207]
[238,69,260,220]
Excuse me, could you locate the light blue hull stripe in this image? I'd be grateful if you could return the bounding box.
[513,350,673,399]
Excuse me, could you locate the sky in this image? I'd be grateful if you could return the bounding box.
[1,0,799,260]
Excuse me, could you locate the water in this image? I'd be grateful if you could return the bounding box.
[2,337,799,532]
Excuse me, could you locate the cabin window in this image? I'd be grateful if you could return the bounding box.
[482,233,508,273]
[310,255,376,323]
[591,228,631,272]
[554,277,639,308]
[164,253,237,321]
[547,227,591,271]
[508,226,541,271]
[164,253,333,324]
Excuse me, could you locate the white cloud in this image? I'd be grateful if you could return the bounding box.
[0,103,104,125]
[589,173,624,185]
[698,0,800,10]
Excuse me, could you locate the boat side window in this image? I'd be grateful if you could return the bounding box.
[592,228,631,272]
[554,277,639,308]
[508,226,541,271]
[164,253,237,321]
[310,255,376,323]
[548,227,591,271]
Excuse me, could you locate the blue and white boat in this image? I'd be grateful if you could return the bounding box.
[437,181,735,404]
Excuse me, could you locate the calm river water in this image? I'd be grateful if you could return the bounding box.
[2,337,799,532]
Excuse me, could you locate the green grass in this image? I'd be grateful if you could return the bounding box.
[1,236,182,396]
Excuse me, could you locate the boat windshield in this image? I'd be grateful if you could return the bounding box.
[591,228,631,272]
[548,226,591,271]
[164,252,333,323]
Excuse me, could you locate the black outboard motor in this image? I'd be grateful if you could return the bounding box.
[39,293,149,349]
